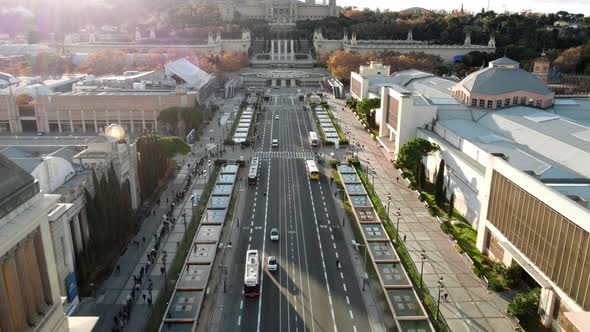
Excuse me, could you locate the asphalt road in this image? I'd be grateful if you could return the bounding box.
[221,90,371,332]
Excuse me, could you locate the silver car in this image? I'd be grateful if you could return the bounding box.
[270,228,279,241]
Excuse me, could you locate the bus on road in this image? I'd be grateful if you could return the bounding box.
[244,250,260,297]
[305,159,320,180]
[309,131,319,147]
[248,157,259,185]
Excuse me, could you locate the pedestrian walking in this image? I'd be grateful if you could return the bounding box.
[147,296,152,308]
[116,264,120,273]
[403,235,407,242]
[142,236,146,244]
[444,292,448,301]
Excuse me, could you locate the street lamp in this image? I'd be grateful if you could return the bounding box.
[208,159,212,179]
[420,249,426,288]
[437,276,445,320]
[371,169,376,193]
[396,209,401,241]
[386,192,392,224]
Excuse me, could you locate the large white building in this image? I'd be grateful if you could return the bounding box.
[206,0,339,22]
[0,154,69,332]
[0,131,141,315]
[352,57,590,331]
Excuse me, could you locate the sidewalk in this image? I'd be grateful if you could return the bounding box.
[325,95,516,332]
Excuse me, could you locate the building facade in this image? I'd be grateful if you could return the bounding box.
[353,56,590,330]
[211,0,339,22]
[0,154,69,332]
[315,30,496,63]
[0,58,215,135]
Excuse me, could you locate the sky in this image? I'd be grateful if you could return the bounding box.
[335,0,590,15]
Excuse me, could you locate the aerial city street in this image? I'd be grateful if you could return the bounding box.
[1,1,590,332]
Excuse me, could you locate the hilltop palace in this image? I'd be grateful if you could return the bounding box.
[199,0,339,22]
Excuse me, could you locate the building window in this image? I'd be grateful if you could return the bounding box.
[472,99,477,107]
[504,98,510,107]
[528,98,534,106]
[479,99,485,108]
[496,100,502,108]
[513,96,518,105]
[487,100,493,108]
[520,96,527,105]
[536,100,542,107]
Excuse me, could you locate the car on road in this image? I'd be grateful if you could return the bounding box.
[267,256,278,271]
[270,228,279,241]
[275,114,279,120]
[272,139,279,147]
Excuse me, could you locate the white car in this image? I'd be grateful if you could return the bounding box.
[267,256,278,272]
[270,228,279,241]
[271,139,279,147]
[275,114,279,120]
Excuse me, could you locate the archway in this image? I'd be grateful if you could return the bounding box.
[15,94,38,132]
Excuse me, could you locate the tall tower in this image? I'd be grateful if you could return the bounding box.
[533,55,550,84]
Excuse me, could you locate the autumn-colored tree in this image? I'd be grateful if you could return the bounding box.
[326,50,366,82]
[554,47,582,73]
[79,49,128,76]
[218,52,249,72]
[316,52,332,66]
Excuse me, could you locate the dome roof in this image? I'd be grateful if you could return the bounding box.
[104,124,126,142]
[457,57,551,96]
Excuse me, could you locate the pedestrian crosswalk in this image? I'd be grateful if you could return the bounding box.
[255,151,316,160]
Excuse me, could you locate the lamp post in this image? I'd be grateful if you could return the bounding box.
[386,192,391,224]
[208,159,212,179]
[437,276,444,319]
[365,159,370,175]
[396,209,401,241]
[420,249,426,288]
[371,169,376,194]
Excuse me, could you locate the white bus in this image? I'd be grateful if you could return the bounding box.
[248,157,259,185]
[305,159,320,180]
[244,249,261,297]
[309,131,319,147]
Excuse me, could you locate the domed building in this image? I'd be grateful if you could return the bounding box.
[452,57,554,109]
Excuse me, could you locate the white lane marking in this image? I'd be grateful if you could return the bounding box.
[353,326,357,332]
[346,296,350,305]
[335,252,339,259]
[240,300,243,309]
[340,272,344,279]
[238,315,241,326]
[249,236,252,242]
[257,102,274,332]
[333,243,336,249]
[343,283,347,292]
[349,310,354,319]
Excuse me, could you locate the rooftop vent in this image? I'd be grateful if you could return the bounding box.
[566,195,588,209]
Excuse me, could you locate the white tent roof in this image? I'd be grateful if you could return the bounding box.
[164,58,213,89]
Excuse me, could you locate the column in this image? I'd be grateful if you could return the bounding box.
[15,243,39,325]
[278,40,281,61]
[270,40,274,61]
[25,239,46,313]
[2,252,27,330]
[69,110,74,133]
[34,231,53,305]
[290,40,295,61]
[0,257,16,332]
[71,216,83,253]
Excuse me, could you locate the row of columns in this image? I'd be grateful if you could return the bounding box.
[53,109,158,134]
[270,79,296,87]
[0,231,51,331]
[270,40,295,61]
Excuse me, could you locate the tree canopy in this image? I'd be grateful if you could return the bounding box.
[395,138,439,180]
